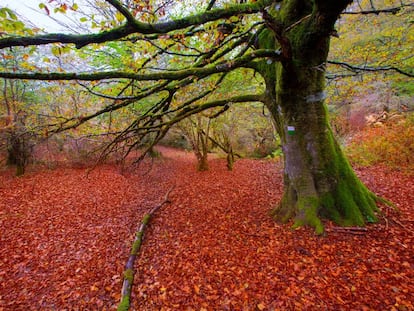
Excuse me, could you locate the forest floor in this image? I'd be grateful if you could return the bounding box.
[0,147,413,311]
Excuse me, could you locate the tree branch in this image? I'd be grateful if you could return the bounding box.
[0,49,281,81]
[328,60,414,78]
[342,4,414,15]
[105,0,137,25]
[118,186,174,310]
[0,0,273,49]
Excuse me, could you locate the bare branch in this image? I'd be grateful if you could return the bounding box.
[328,60,414,78]
[342,4,414,15]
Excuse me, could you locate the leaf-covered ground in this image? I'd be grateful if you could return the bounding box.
[0,148,413,310]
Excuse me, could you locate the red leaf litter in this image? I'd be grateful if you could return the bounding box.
[0,147,413,310]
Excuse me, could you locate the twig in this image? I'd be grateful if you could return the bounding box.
[392,218,406,229]
[383,215,389,231]
[117,186,175,311]
[329,227,368,235]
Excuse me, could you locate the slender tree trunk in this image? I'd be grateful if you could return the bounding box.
[226,145,234,171]
[196,132,209,171]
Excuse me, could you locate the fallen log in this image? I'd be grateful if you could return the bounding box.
[117,187,174,311]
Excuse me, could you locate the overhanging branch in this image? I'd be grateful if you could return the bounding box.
[342,4,414,15]
[0,0,273,49]
[327,60,414,78]
[0,49,281,81]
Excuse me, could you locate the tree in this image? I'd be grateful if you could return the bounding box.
[178,115,211,171]
[0,0,412,232]
[0,48,37,175]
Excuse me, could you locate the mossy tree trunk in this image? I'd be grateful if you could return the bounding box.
[257,0,379,233]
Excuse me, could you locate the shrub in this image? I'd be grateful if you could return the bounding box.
[346,114,414,173]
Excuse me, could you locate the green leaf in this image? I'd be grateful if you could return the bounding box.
[7,9,18,20]
[12,21,25,31]
[0,8,7,18]
[39,3,50,15]
[51,46,61,57]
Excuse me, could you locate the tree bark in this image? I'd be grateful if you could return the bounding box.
[270,89,379,234]
[258,0,379,233]
[7,132,30,176]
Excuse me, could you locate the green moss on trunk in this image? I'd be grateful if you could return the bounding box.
[131,232,143,255]
[123,268,134,283]
[261,1,381,233]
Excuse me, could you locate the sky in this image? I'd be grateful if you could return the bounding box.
[1,0,77,32]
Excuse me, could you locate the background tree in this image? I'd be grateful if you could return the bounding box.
[0,0,412,232]
[178,114,211,171]
[0,49,38,175]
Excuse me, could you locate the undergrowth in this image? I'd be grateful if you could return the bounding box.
[346,114,414,174]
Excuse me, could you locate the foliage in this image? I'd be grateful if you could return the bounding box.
[346,114,414,173]
[1,150,413,309]
[210,103,278,158]
[327,0,414,134]
[0,7,34,34]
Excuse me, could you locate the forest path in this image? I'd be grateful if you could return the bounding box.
[0,147,413,310]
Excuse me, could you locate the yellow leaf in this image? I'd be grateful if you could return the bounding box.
[257,303,266,310]
[115,12,125,23]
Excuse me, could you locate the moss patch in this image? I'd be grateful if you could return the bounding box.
[124,269,134,283]
[117,296,130,311]
[292,196,324,235]
[131,232,143,255]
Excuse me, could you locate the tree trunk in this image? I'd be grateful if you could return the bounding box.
[258,1,379,233]
[7,133,29,176]
[194,120,210,171]
[226,145,234,171]
[269,83,379,234]
[196,147,209,171]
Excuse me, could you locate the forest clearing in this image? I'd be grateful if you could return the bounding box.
[1,147,413,310]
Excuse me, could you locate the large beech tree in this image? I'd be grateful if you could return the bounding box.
[0,0,412,233]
